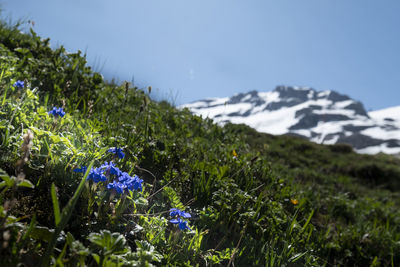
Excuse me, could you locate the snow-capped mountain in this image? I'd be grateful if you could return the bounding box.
[182,86,400,154]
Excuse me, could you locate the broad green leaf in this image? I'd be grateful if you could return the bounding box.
[18,179,35,189]
[0,168,14,187]
[14,47,31,54]
[28,226,55,242]
[88,230,129,255]
[92,253,100,264]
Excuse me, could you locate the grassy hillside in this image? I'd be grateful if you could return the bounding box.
[1,20,400,266]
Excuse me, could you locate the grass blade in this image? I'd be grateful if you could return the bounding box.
[301,210,314,233]
[40,160,94,267]
[51,183,61,226]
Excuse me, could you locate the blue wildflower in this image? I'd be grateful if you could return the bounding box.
[100,161,121,177]
[73,166,87,173]
[169,208,191,231]
[74,166,106,183]
[48,107,66,118]
[118,172,131,183]
[107,181,126,194]
[104,172,144,194]
[170,218,191,231]
[132,175,143,192]
[13,80,24,88]
[108,147,125,159]
[119,174,143,192]
[169,208,191,219]
[87,167,107,183]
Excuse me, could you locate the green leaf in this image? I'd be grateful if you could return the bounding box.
[51,183,61,226]
[14,47,31,54]
[0,168,14,187]
[28,226,55,242]
[66,232,75,245]
[129,196,148,206]
[17,179,35,189]
[26,89,38,100]
[88,230,129,256]
[0,181,7,188]
[0,205,5,217]
[50,134,62,143]
[92,253,100,264]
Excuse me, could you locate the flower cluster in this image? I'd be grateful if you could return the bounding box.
[169,208,191,231]
[74,166,106,183]
[74,148,143,195]
[108,147,125,159]
[107,174,143,194]
[13,80,24,88]
[48,107,66,118]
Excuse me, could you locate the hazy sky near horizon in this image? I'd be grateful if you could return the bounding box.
[1,0,399,110]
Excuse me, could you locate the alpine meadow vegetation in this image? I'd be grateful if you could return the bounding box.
[1,18,400,266]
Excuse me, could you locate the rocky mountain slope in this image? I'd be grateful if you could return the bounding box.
[182,86,400,154]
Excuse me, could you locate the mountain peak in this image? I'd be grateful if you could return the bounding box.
[274,85,313,100]
[182,86,400,154]
[274,85,312,93]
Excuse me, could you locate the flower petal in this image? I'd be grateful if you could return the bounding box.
[169,218,180,224]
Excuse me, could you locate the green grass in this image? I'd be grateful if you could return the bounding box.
[0,19,399,266]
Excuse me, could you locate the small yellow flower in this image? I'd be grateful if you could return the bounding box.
[232,150,238,157]
[290,199,299,205]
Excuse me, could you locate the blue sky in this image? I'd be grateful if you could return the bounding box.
[1,0,399,110]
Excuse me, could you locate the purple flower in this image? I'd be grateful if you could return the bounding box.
[48,107,66,118]
[108,147,125,159]
[170,218,191,231]
[13,80,24,88]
